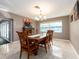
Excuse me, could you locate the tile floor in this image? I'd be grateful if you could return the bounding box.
[0,39,79,59]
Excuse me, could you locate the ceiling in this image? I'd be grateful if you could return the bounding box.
[0,0,77,19]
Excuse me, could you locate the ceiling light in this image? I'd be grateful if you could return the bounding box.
[34,5,47,21]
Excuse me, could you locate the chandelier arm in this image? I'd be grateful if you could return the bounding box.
[34,5,46,21]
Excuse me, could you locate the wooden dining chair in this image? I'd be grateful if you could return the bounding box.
[39,30,53,53]
[38,33,50,53]
[46,30,54,46]
[16,31,39,59]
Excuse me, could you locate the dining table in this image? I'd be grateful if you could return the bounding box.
[28,33,46,43]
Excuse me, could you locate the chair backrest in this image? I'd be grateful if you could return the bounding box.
[16,31,29,47]
[46,30,53,42]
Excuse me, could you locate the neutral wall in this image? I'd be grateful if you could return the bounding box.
[36,16,70,40]
[0,10,36,41]
[0,10,25,41]
[70,20,79,55]
[9,13,25,41]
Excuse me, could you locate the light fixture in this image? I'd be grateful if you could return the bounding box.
[0,8,9,12]
[34,5,46,21]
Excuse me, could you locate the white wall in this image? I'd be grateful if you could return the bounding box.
[70,0,79,55]
[70,20,79,55]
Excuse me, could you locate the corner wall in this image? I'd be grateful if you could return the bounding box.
[69,0,79,55]
[70,20,79,55]
[36,16,70,40]
[0,10,36,41]
[0,10,25,41]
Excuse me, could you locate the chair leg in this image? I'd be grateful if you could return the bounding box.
[20,49,22,59]
[50,42,51,47]
[48,41,51,48]
[34,50,38,56]
[28,53,30,59]
[47,43,49,49]
[45,44,47,53]
[52,41,53,45]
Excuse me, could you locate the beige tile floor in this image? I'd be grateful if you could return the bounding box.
[0,39,79,59]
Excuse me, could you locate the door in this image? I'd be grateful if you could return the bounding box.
[0,18,13,42]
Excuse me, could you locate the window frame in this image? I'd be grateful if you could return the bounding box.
[40,21,62,33]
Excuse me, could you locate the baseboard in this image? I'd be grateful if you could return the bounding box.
[70,42,79,59]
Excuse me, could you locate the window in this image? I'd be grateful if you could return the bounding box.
[40,21,62,33]
[0,19,13,42]
[0,21,9,40]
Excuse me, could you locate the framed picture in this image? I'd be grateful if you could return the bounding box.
[73,0,79,21]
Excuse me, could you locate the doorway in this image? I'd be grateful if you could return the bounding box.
[0,18,13,45]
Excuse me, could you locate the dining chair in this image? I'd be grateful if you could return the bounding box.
[38,33,50,53]
[46,30,54,46]
[39,30,53,53]
[16,31,39,59]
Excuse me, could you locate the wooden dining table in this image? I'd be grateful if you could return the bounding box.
[28,33,46,43]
